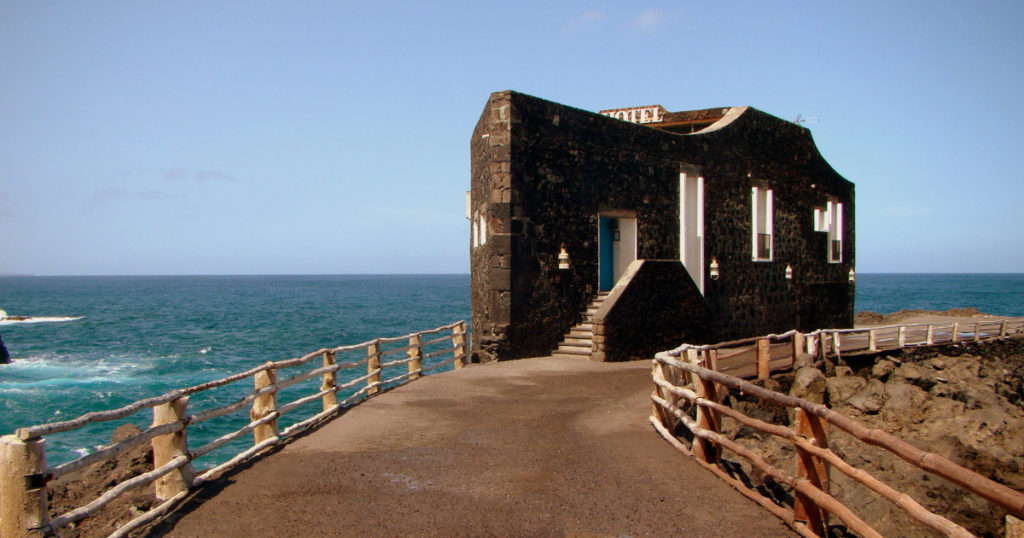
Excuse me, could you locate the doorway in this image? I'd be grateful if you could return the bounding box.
[598,215,637,291]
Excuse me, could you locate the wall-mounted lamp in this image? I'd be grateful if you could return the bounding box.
[709,258,720,280]
[785,264,793,280]
[558,244,570,270]
[848,268,856,282]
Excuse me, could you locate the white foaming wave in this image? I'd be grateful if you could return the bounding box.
[0,353,163,385]
[0,315,84,326]
[0,376,132,390]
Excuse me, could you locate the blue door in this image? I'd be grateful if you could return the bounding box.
[599,217,614,291]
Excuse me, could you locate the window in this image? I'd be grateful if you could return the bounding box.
[751,186,773,261]
[478,212,487,247]
[827,200,842,263]
[471,209,487,248]
[813,207,828,232]
[472,211,479,248]
[814,198,843,263]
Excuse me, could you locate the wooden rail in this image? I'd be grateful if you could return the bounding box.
[659,319,1024,381]
[0,321,469,537]
[651,319,1024,537]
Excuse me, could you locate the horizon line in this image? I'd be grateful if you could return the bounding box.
[2,271,1024,278]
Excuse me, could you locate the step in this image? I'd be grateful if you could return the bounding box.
[555,345,592,356]
[562,337,592,346]
[569,329,592,339]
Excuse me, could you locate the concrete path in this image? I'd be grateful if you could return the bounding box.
[150,356,793,537]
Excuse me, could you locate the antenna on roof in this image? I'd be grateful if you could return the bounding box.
[793,113,819,125]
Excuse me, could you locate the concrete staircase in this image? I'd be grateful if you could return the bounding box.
[553,292,610,358]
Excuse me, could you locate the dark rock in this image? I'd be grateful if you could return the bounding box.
[847,378,885,413]
[881,382,927,425]
[890,362,939,391]
[870,359,896,381]
[790,366,827,405]
[0,332,9,364]
[827,376,867,404]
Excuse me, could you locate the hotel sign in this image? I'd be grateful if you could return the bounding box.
[599,105,666,124]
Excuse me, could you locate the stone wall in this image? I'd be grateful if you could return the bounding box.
[470,91,855,361]
[592,260,713,362]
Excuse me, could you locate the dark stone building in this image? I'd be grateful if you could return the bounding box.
[469,91,854,362]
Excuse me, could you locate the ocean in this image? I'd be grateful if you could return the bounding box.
[1,273,1022,466]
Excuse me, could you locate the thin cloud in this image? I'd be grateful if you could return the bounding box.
[565,8,606,32]
[88,187,186,207]
[163,167,189,181]
[163,167,241,183]
[90,187,131,205]
[630,8,665,33]
[138,190,186,200]
[195,169,240,183]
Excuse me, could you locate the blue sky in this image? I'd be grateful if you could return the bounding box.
[1,1,1022,275]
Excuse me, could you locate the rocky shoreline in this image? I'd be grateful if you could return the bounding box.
[725,311,1024,537]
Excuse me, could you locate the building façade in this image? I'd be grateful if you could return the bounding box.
[469,91,854,362]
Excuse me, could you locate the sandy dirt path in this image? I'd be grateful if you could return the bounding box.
[149,355,793,537]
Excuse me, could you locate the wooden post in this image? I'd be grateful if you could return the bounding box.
[807,333,818,358]
[452,322,467,370]
[952,322,960,343]
[832,331,841,358]
[756,339,770,380]
[151,397,195,501]
[793,409,830,536]
[867,329,877,352]
[653,357,682,431]
[897,326,906,348]
[1006,514,1024,538]
[1,435,48,537]
[926,324,934,345]
[321,351,338,411]
[367,340,381,395]
[408,334,422,381]
[974,322,982,342]
[792,333,805,367]
[689,349,720,464]
[250,366,278,445]
[1000,320,1008,338]
[704,348,718,372]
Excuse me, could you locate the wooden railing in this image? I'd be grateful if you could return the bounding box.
[697,319,1024,381]
[0,321,468,538]
[650,320,1024,537]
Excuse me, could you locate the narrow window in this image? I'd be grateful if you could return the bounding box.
[478,212,488,247]
[751,186,773,261]
[813,207,828,232]
[472,211,479,248]
[828,200,843,263]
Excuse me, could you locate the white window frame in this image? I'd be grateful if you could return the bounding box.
[472,210,479,248]
[828,200,843,263]
[478,212,487,247]
[751,186,773,261]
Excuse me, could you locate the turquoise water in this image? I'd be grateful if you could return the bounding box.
[1,273,1021,466]
[0,275,469,466]
[855,273,1024,317]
